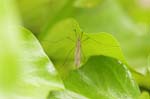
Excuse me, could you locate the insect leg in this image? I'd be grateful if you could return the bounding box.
[85,35,119,48]
[80,45,86,63]
[66,36,75,42]
[62,46,74,66]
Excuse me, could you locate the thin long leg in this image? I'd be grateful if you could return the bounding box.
[62,46,75,66]
[42,37,75,45]
[80,45,86,63]
[66,36,75,42]
[147,55,150,70]
[84,35,119,48]
[82,36,90,43]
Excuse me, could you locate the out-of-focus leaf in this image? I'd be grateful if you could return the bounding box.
[48,56,140,99]
[47,90,88,99]
[17,0,102,36]
[132,70,150,90]
[12,27,64,99]
[41,18,125,79]
[139,91,150,99]
[1,1,63,98]
[117,0,150,25]
[126,39,150,96]
[17,0,103,35]
[73,0,150,73]
[74,0,102,8]
[117,0,150,90]
[17,0,74,35]
[0,0,21,91]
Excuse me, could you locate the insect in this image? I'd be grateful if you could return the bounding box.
[61,29,87,68]
[42,28,120,70]
[74,33,82,67]
[74,29,84,67]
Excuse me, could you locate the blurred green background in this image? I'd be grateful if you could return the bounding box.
[17,0,150,93]
[1,0,150,98]
[17,0,150,73]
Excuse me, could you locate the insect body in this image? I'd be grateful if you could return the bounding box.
[43,28,119,71]
[75,37,81,67]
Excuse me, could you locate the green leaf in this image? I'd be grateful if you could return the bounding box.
[0,0,64,98]
[48,55,140,99]
[73,0,150,69]
[0,0,21,91]
[74,0,102,8]
[72,0,150,87]
[18,0,103,35]
[117,0,150,24]
[12,27,64,99]
[47,90,88,99]
[17,0,74,34]
[132,70,150,90]
[139,91,150,99]
[41,18,125,78]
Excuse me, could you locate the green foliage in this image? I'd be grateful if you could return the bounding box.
[17,0,74,34]
[48,56,140,99]
[1,0,150,98]
[74,0,102,8]
[133,70,150,90]
[11,27,64,99]
[41,18,125,78]
[139,91,150,99]
[0,0,21,91]
[0,1,63,98]
[71,0,150,91]
[48,90,88,99]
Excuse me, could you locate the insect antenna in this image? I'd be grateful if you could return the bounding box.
[84,35,119,48]
[42,36,75,46]
[73,29,78,39]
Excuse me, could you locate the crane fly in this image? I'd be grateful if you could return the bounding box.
[74,30,83,67]
[42,29,119,69]
[61,29,86,68]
